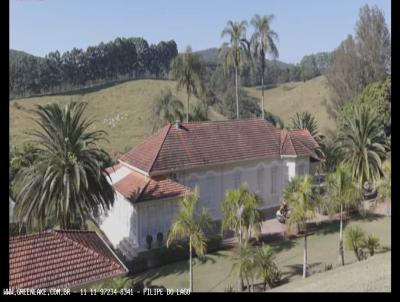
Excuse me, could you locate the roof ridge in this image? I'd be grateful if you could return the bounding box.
[178,117,265,126]
[288,130,314,156]
[133,177,152,203]
[148,123,172,174]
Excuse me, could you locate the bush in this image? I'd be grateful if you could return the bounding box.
[156,232,164,248]
[146,235,153,250]
[345,225,366,261]
[363,234,380,256]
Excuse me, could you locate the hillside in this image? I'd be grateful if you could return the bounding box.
[10,76,334,157]
[10,79,225,157]
[271,251,391,292]
[243,75,336,133]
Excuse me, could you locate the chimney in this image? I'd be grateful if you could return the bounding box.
[175,120,181,129]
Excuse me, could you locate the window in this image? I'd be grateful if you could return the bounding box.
[234,170,242,188]
[271,167,277,194]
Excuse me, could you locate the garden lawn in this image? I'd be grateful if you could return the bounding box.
[132,214,391,292]
[270,251,391,292]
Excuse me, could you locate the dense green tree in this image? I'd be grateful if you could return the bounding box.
[344,225,366,261]
[170,46,204,122]
[166,187,211,292]
[250,14,279,118]
[336,105,388,185]
[220,20,249,119]
[13,102,115,232]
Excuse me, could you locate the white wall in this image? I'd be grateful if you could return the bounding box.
[99,191,136,247]
[176,157,297,220]
[136,198,180,248]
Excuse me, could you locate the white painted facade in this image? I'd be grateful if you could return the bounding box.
[99,156,311,259]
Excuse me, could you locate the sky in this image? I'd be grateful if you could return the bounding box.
[10,0,391,64]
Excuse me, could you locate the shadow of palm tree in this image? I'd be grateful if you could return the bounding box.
[269,238,297,253]
[282,262,323,281]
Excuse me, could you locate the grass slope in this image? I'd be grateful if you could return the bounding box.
[271,251,391,292]
[243,75,335,133]
[131,215,390,292]
[10,79,225,157]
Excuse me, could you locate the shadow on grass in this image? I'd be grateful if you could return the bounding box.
[270,238,297,253]
[376,246,391,254]
[280,262,324,284]
[197,251,228,265]
[130,258,188,285]
[350,212,386,222]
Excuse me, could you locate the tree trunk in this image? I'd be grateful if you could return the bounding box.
[339,203,345,266]
[186,93,190,123]
[235,64,239,120]
[261,72,265,119]
[189,236,193,292]
[263,279,267,292]
[303,225,308,278]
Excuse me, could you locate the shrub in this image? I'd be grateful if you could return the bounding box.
[146,235,153,250]
[345,225,366,261]
[156,232,164,248]
[324,263,333,271]
[364,234,380,256]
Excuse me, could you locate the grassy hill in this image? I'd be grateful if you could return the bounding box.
[10,79,225,157]
[271,251,391,292]
[244,75,335,133]
[10,76,335,157]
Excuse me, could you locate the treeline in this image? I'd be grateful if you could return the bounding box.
[9,38,178,99]
[200,49,333,87]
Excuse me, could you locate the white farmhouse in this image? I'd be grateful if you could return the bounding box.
[99,119,319,259]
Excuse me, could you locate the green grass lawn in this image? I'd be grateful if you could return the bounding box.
[243,75,335,134]
[271,251,391,292]
[132,214,391,292]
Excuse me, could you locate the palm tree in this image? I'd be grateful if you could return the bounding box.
[324,164,362,266]
[13,102,115,232]
[250,14,279,118]
[376,160,391,216]
[290,111,325,144]
[344,225,366,261]
[169,46,203,122]
[166,187,211,292]
[337,105,388,185]
[283,176,320,278]
[221,20,249,119]
[232,239,255,292]
[254,244,280,291]
[221,182,262,243]
[152,87,184,131]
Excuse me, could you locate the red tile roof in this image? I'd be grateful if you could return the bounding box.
[9,230,128,289]
[119,119,319,174]
[113,171,191,203]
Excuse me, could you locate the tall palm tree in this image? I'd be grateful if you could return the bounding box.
[283,176,320,278]
[221,20,249,119]
[170,46,203,122]
[166,187,211,292]
[250,14,279,118]
[152,87,184,131]
[324,164,362,266]
[376,160,391,216]
[13,102,115,232]
[336,105,388,185]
